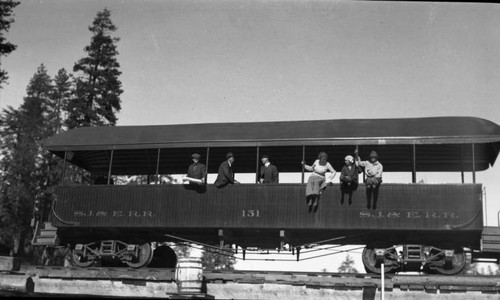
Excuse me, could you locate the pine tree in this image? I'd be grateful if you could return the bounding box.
[0,0,20,87]
[338,254,358,273]
[0,65,59,256]
[51,68,72,134]
[66,8,122,128]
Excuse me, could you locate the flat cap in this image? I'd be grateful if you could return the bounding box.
[369,151,378,159]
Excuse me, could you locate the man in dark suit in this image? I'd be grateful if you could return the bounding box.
[186,153,206,185]
[214,152,239,188]
[258,154,279,184]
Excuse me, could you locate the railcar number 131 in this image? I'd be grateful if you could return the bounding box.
[242,210,260,217]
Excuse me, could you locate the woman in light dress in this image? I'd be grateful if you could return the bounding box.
[301,152,336,212]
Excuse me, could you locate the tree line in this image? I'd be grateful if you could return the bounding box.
[0,6,122,259]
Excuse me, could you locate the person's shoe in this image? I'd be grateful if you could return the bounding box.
[348,199,352,205]
[367,203,371,209]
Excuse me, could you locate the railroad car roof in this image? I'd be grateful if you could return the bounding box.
[44,116,500,174]
[45,116,500,149]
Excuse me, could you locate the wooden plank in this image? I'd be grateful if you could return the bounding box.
[481,286,499,293]
[440,285,467,292]
[424,284,438,293]
[408,284,424,291]
[0,274,34,293]
[0,256,21,272]
[35,237,57,244]
[34,266,175,281]
[393,275,500,288]
[40,230,58,237]
[482,227,500,235]
[33,277,178,297]
[43,222,58,230]
[482,245,500,252]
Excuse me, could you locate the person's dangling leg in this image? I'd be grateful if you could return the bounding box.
[372,184,380,210]
[349,182,358,206]
[305,177,314,207]
[313,177,324,212]
[311,176,320,201]
[319,177,328,195]
[366,186,372,209]
[308,196,314,213]
[306,194,313,206]
[313,195,320,213]
[340,184,346,204]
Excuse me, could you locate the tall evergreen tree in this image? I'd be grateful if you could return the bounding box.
[50,68,72,134]
[0,0,20,88]
[66,8,122,128]
[337,254,358,273]
[0,65,58,255]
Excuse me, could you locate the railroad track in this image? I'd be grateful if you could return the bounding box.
[2,266,500,297]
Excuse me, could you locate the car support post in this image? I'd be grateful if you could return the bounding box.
[301,146,305,184]
[460,145,465,183]
[155,148,161,184]
[472,143,476,183]
[61,150,68,185]
[205,147,210,179]
[107,149,114,185]
[411,144,416,183]
[255,146,260,183]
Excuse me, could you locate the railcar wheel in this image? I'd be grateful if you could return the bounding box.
[124,243,153,269]
[70,249,96,267]
[362,244,400,274]
[427,246,466,275]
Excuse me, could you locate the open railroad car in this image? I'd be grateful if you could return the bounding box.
[32,116,500,274]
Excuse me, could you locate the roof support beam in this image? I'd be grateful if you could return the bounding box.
[107,149,114,185]
[301,146,305,184]
[155,148,161,184]
[472,143,476,183]
[255,146,260,183]
[205,147,210,179]
[412,144,417,183]
[460,145,464,183]
[61,151,68,185]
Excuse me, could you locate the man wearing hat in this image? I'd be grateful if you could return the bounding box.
[214,152,239,188]
[355,149,383,209]
[186,153,207,185]
[258,155,279,184]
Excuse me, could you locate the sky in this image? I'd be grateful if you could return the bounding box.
[2,0,500,273]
